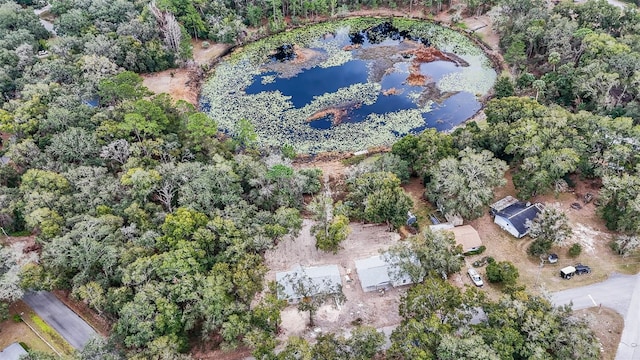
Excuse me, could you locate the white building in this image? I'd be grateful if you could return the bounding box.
[354,254,413,292]
[275,264,341,303]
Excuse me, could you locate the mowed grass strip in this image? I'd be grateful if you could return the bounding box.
[28,313,76,356]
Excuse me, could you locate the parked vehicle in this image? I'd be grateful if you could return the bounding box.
[560,266,576,279]
[575,264,591,274]
[467,268,484,287]
[548,253,558,264]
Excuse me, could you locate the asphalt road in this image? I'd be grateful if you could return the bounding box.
[23,291,98,350]
[551,273,640,360]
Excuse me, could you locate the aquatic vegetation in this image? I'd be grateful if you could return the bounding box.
[201,18,496,153]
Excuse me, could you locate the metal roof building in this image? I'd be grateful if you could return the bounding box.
[493,200,544,238]
[276,264,341,303]
[354,254,413,292]
[0,343,28,360]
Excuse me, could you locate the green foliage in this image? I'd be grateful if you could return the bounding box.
[281,144,297,159]
[346,171,413,229]
[427,148,507,219]
[599,173,640,233]
[527,238,552,257]
[527,206,572,249]
[385,228,463,283]
[610,235,640,257]
[485,260,519,286]
[314,214,350,254]
[463,245,486,256]
[494,75,515,98]
[98,72,150,107]
[568,243,582,257]
[392,128,456,180]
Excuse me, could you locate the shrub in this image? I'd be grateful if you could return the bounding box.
[494,75,515,98]
[281,144,296,159]
[611,235,640,257]
[528,238,552,256]
[201,41,210,49]
[463,245,486,256]
[568,243,582,257]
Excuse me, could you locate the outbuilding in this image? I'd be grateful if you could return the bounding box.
[275,264,342,303]
[354,254,413,292]
[449,225,483,253]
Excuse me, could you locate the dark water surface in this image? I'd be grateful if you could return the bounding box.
[241,22,484,134]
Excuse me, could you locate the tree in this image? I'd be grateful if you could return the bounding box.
[282,270,345,327]
[494,75,515,98]
[346,171,413,229]
[346,326,385,359]
[526,206,572,256]
[388,274,482,359]
[426,148,507,219]
[599,173,640,233]
[309,194,350,254]
[391,129,455,180]
[98,72,151,107]
[236,118,257,150]
[485,261,519,286]
[532,79,546,101]
[610,235,640,257]
[385,228,463,282]
[437,333,500,360]
[0,244,24,305]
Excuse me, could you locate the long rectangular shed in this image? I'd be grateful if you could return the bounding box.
[354,254,413,292]
[276,264,342,303]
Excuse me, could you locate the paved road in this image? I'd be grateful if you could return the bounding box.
[23,291,98,350]
[573,0,627,8]
[551,273,640,360]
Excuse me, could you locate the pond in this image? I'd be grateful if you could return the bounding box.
[201,18,497,154]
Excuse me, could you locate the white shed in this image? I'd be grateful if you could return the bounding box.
[276,264,342,303]
[355,254,413,292]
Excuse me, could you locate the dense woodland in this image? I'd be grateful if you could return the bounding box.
[0,0,639,358]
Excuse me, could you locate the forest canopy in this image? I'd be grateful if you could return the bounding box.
[0,0,635,358]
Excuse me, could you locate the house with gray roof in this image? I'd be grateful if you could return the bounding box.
[276,264,341,303]
[354,254,413,292]
[491,197,544,238]
[0,343,28,360]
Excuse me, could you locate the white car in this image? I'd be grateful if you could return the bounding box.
[467,268,484,287]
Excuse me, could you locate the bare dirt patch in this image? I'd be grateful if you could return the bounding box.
[192,40,231,65]
[0,302,54,355]
[143,69,199,105]
[573,306,624,360]
[265,219,405,340]
[142,41,231,105]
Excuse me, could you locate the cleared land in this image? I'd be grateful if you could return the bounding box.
[0,302,56,356]
[265,219,406,339]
